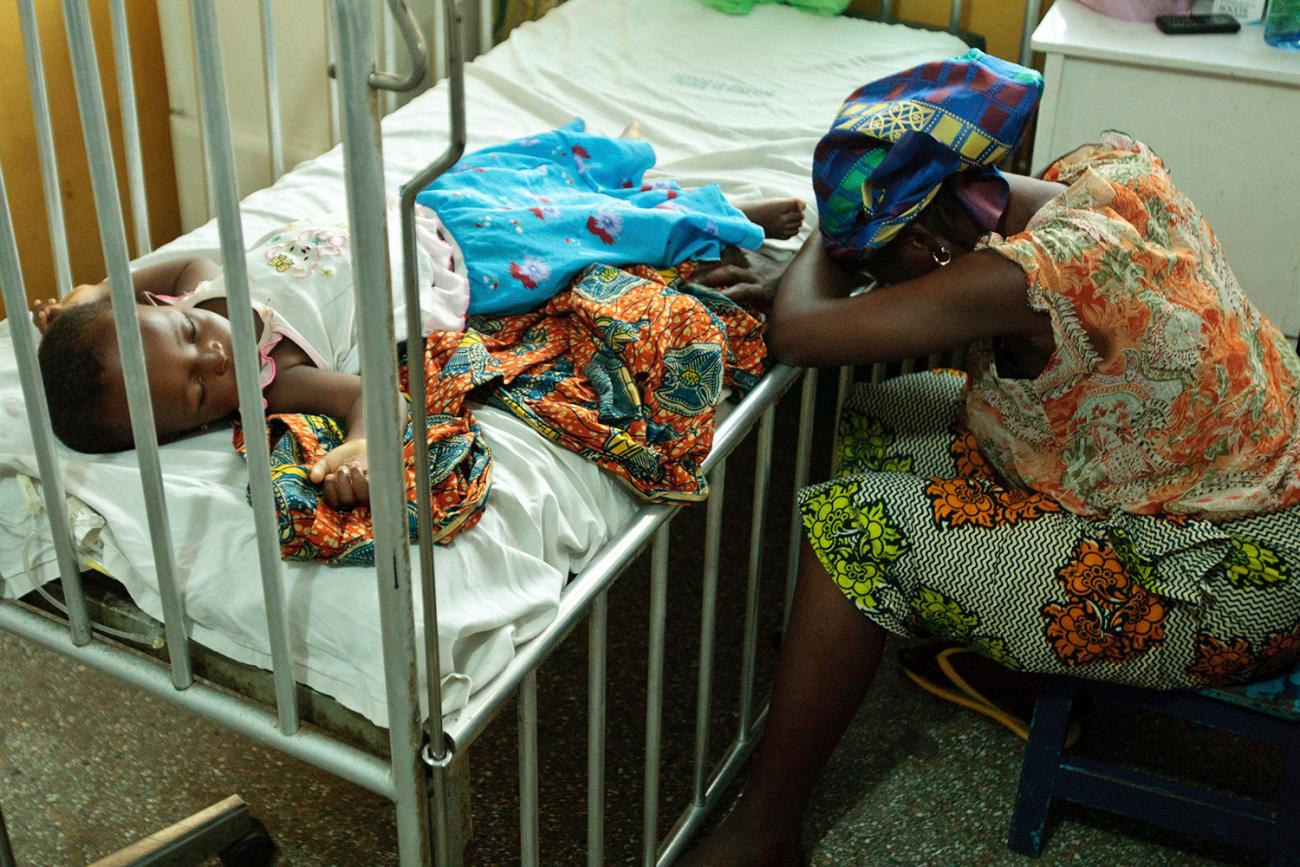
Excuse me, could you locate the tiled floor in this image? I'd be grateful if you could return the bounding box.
[0,597,1272,865]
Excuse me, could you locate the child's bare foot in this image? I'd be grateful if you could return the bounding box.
[739,198,805,240]
[619,121,643,139]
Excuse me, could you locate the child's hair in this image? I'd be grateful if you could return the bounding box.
[37,299,132,454]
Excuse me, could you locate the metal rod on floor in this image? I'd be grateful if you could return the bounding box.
[642,525,671,867]
[519,670,540,867]
[260,0,286,180]
[109,0,151,256]
[191,0,299,735]
[61,0,192,688]
[333,2,431,863]
[738,408,774,738]
[692,460,726,805]
[18,0,73,298]
[587,591,608,867]
[783,368,817,629]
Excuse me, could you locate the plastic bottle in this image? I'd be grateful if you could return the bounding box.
[1265,0,1300,49]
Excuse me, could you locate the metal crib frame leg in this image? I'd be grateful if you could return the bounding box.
[1008,677,1077,856]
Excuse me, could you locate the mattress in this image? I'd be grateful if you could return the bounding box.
[0,0,965,727]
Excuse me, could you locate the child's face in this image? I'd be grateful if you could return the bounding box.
[98,304,242,442]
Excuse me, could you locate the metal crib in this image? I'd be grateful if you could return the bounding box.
[0,0,1041,864]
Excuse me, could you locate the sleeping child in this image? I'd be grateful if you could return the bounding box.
[33,120,804,510]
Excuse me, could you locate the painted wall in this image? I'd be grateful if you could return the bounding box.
[0,0,179,319]
[848,0,1053,63]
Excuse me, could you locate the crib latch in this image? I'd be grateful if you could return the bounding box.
[327,0,429,94]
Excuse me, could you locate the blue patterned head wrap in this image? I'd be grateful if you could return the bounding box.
[812,48,1043,260]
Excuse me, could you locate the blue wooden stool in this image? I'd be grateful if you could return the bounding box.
[1009,665,1300,863]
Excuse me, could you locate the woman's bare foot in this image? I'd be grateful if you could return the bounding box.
[739,197,805,240]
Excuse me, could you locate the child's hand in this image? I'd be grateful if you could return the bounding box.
[309,439,370,510]
[31,298,62,333]
[31,283,111,333]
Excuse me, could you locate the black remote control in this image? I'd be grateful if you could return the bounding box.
[1155,14,1242,34]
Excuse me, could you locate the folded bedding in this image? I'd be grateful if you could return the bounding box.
[242,261,766,564]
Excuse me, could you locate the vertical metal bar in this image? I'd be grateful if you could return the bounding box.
[191,0,299,734]
[1020,0,1044,68]
[900,357,916,375]
[832,365,856,477]
[431,0,448,80]
[380,0,397,114]
[325,1,342,146]
[478,0,493,55]
[519,671,540,867]
[259,0,286,180]
[183,4,213,225]
[398,0,465,792]
[782,369,817,628]
[880,0,892,21]
[737,408,774,737]
[642,525,670,867]
[587,591,608,867]
[0,802,14,867]
[18,0,74,298]
[61,0,192,688]
[332,2,431,864]
[692,461,726,804]
[0,157,90,646]
[949,0,963,32]
[109,0,151,256]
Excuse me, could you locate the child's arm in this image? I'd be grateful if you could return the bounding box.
[263,359,372,510]
[32,256,219,332]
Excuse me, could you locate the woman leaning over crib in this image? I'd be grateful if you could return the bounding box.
[683,50,1300,866]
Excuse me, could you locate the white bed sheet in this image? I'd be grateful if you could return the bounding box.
[0,0,965,727]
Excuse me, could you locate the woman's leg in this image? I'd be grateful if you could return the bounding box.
[681,539,887,866]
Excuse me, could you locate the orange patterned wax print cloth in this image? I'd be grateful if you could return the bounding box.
[238,262,766,564]
[967,133,1300,520]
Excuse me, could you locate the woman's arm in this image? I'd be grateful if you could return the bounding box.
[766,233,1046,368]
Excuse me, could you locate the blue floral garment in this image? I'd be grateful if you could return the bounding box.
[416,119,764,316]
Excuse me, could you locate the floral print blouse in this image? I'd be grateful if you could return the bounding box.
[966,133,1300,520]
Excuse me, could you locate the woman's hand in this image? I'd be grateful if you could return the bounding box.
[309,438,370,510]
[693,252,777,312]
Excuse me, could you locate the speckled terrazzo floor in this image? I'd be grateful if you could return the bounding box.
[0,385,1278,866]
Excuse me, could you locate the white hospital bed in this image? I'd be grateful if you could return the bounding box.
[0,0,1022,862]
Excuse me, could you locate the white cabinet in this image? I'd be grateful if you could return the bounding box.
[1030,0,1300,334]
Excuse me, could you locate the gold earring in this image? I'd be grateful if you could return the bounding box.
[932,246,952,267]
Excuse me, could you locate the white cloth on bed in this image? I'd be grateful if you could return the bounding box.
[0,0,966,726]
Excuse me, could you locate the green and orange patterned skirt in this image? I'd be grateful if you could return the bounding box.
[797,370,1300,689]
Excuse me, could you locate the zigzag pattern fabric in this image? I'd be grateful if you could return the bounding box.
[812,48,1042,258]
[798,371,1300,689]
